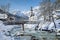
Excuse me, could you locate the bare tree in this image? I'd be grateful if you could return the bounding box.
[55,0,60,9]
[0,3,10,12]
[39,0,54,21]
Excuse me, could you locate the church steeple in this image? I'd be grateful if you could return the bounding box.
[30,6,34,17]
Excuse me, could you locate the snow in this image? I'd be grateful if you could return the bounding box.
[24,24,37,29]
[0,9,29,40]
[24,19,60,31]
[47,19,60,30]
[21,5,60,31]
[0,5,60,40]
[33,19,60,31]
[0,17,60,40]
[0,21,19,40]
[38,22,50,30]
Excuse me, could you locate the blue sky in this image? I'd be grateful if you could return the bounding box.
[0,0,41,12]
[0,0,55,12]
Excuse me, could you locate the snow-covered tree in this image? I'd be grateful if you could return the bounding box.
[39,0,55,22]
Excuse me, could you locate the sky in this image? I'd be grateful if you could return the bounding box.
[0,0,41,12]
[0,0,55,12]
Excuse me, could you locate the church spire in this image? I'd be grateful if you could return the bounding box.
[30,6,34,17]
